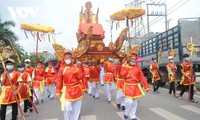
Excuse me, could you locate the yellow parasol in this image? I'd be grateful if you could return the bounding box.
[21,24,55,60]
[110,8,145,21]
[21,24,55,33]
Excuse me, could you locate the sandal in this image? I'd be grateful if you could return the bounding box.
[189,100,198,103]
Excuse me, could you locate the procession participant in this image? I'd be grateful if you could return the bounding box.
[56,52,84,120]
[24,58,34,112]
[149,57,161,94]
[82,61,90,92]
[166,56,177,96]
[100,59,105,86]
[120,54,150,120]
[17,63,32,115]
[115,59,125,110]
[0,59,22,120]
[32,61,45,104]
[90,60,101,98]
[178,54,197,103]
[45,61,56,99]
[87,60,92,95]
[103,57,115,102]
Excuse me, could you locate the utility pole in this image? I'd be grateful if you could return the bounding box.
[146,2,167,38]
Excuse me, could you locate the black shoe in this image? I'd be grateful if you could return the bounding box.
[29,107,33,112]
[93,96,95,98]
[48,94,50,98]
[117,104,121,109]
[108,101,111,103]
[121,106,125,111]
[41,99,44,103]
[124,115,128,120]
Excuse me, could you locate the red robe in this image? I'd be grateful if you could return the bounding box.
[115,63,124,90]
[45,66,56,86]
[24,66,34,78]
[180,62,195,85]
[120,65,150,98]
[33,68,45,89]
[150,62,161,82]
[90,66,101,83]
[18,72,30,100]
[166,63,177,82]
[103,62,115,83]
[82,66,90,91]
[56,64,84,101]
[0,71,20,104]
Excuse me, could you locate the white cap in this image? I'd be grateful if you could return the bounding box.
[168,56,174,60]
[24,59,31,63]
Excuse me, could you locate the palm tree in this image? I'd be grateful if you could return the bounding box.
[0,17,25,72]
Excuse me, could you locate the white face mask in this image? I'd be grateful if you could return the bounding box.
[153,60,157,63]
[6,65,14,70]
[18,68,24,72]
[25,63,30,67]
[65,59,71,65]
[169,60,173,63]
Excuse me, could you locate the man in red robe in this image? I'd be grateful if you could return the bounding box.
[0,59,22,120]
[17,63,32,115]
[90,60,101,99]
[56,52,84,120]
[103,58,115,102]
[115,59,125,110]
[166,56,177,96]
[32,61,45,104]
[150,57,161,93]
[24,59,34,112]
[45,61,56,99]
[179,54,197,103]
[120,54,150,120]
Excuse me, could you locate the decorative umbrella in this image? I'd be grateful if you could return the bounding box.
[21,24,55,60]
[110,8,145,49]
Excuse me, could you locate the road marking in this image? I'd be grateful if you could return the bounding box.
[117,111,141,120]
[150,108,186,120]
[111,101,117,108]
[6,102,24,115]
[81,115,97,120]
[44,118,58,120]
[100,89,103,93]
[180,105,200,114]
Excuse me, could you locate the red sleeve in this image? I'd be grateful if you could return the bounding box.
[74,66,84,80]
[120,65,129,79]
[56,67,64,95]
[138,66,150,90]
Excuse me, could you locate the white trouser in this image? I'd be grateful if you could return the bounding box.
[87,81,92,95]
[91,83,101,98]
[100,73,104,85]
[116,89,125,106]
[33,88,44,102]
[46,85,55,98]
[105,83,115,101]
[124,98,138,119]
[64,99,82,120]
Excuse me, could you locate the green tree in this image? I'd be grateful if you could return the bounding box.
[0,17,25,72]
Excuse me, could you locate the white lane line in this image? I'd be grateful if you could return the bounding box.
[6,102,24,115]
[180,105,200,114]
[117,111,141,120]
[111,101,117,108]
[81,115,97,120]
[150,108,186,120]
[100,89,103,93]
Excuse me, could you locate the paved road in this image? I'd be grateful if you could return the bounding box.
[5,85,200,120]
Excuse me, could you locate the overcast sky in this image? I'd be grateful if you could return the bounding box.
[0,0,199,54]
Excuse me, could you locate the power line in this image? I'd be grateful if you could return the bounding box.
[130,0,190,34]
